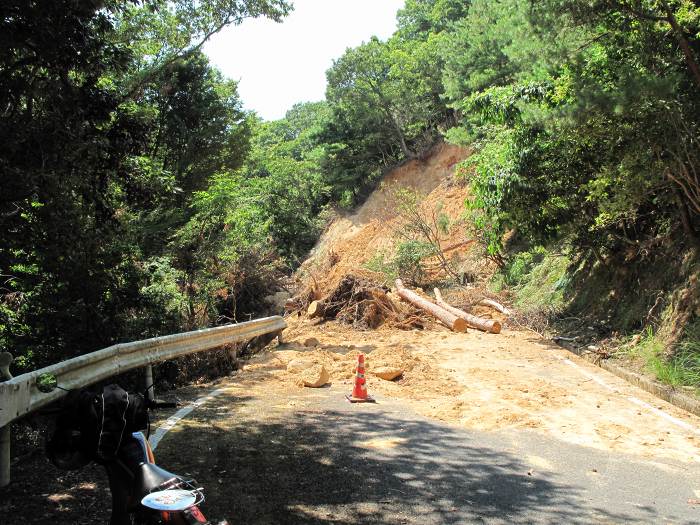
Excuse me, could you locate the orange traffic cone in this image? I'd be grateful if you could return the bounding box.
[346,354,375,403]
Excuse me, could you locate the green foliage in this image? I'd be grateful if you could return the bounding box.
[169,102,331,325]
[627,325,700,389]
[321,26,450,203]
[490,248,570,311]
[441,0,700,280]
[325,36,440,159]
[441,0,547,98]
[363,252,398,284]
[364,240,437,286]
[138,257,187,332]
[396,0,470,39]
[459,127,517,260]
[0,0,291,370]
[394,240,436,284]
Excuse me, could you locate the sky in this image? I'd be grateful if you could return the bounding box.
[203,0,405,121]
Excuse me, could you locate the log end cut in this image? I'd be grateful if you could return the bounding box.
[453,318,469,333]
[307,300,324,318]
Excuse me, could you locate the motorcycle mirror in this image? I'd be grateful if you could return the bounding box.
[36,372,58,393]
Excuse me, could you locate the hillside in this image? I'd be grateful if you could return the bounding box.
[262,146,700,466]
[296,142,487,297]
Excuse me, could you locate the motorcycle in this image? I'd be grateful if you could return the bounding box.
[43,379,228,525]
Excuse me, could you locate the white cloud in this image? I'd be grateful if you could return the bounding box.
[203,0,404,121]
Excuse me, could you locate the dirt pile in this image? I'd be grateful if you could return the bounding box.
[261,338,460,400]
[295,142,478,297]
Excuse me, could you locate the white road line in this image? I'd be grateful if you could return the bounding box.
[149,387,228,450]
[561,358,615,391]
[626,395,700,435]
[552,352,700,435]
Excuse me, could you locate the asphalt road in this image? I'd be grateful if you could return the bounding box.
[153,383,700,525]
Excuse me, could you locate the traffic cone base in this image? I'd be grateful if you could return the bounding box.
[345,393,376,403]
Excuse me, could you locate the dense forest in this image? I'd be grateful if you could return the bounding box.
[2,0,699,383]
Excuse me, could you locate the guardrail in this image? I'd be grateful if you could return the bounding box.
[0,315,286,486]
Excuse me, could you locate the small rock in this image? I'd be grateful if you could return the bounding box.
[299,365,330,388]
[303,337,320,347]
[372,366,404,381]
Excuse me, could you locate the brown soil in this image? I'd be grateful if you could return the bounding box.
[264,316,700,464]
[280,141,700,463]
[296,142,492,296]
[6,316,700,524]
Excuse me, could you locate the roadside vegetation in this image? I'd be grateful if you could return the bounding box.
[2,0,699,389]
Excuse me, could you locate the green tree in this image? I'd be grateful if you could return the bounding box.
[114,0,292,96]
[0,0,291,370]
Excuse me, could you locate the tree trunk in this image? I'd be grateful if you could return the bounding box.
[395,280,467,332]
[391,113,415,159]
[434,288,502,334]
[479,298,511,316]
[674,188,700,245]
[307,300,325,319]
[659,0,700,89]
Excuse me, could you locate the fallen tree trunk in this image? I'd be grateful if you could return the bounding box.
[479,298,511,316]
[307,300,324,319]
[434,288,501,334]
[395,280,467,333]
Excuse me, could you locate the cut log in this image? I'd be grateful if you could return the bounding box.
[386,292,406,312]
[434,288,501,334]
[307,300,324,319]
[480,298,511,315]
[395,279,468,332]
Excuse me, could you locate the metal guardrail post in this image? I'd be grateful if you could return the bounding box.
[145,364,154,402]
[0,352,14,487]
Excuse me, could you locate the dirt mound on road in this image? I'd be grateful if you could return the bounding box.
[255,336,461,400]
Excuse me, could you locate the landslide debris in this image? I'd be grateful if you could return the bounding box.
[306,274,427,330]
[268,340,460,399]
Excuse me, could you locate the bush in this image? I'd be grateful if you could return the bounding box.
[626,325,700,390]
[394,240,435,284]
[490,247,570,311]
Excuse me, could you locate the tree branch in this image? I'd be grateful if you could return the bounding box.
[123,12,254,101]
